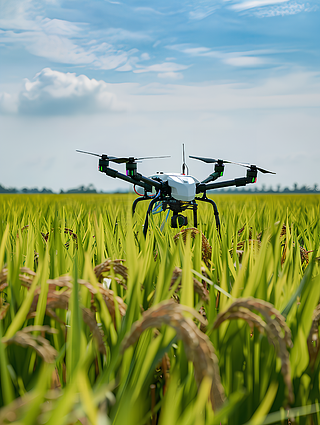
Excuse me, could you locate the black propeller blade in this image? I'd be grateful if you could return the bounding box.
[108,155,170,164]
[77,150,170,164]
[76,150,118,160]
[235,163,276,174]
[189,155,233,164]
[189,155,275,174]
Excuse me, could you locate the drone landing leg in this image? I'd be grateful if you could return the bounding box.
[193,203,198,227]
[196,194,221,237]
[143,197,161,237]
[132,196,151,215]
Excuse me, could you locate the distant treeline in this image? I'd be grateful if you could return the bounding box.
[0,183,319,194]
[0,183,125,194]
[213,183,320,194]
[0,184,54,194]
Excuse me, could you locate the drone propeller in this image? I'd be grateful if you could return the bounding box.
[76,150,118,160]
[112,155,170,164]
[189,155,275,174]
[77,150,170,164]
[233,162,276,174]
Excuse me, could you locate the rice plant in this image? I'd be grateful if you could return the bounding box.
[0,193,320,424]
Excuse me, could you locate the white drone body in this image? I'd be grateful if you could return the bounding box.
[151,172,199,202]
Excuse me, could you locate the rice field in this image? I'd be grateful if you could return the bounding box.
[0,193,320,425]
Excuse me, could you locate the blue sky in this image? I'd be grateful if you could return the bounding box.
[0,0,319,192]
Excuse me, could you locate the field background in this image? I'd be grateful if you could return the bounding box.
[1,193,320,425]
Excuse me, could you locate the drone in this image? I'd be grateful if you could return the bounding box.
[77,146,275,236]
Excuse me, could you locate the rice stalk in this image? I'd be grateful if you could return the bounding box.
[213,297,294,404]
[2,325,58,363]
[27,280,124,353]
[0,299,9,320]
[121,299,225,410]
[173,228,212,266]
[307,304,320,370]
[94,259,128,285]
[170,267,210,302]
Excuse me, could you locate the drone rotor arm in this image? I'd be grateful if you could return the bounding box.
[102,165,163,191]
[196,177,249,193]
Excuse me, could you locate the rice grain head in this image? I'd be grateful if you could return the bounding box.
[121,299,225,410]
[213,297,294,404]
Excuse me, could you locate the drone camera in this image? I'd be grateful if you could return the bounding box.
[171,214,188,228]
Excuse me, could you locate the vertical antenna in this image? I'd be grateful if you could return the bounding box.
[182,144,189,175]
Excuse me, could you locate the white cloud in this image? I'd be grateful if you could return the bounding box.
[0,2,149,71]
[40,18,82,36]
[29,33,97,64]
[230,0,289,11]
[223,56,265,66]
[189,6,219,20]
[168,44,215,56]
[140,53,150,61]
[252,2,309,16]
[116,63,134,72]
[168,44,269,68]
[94,52,129,70]
[0,93,18,114]
[116,56,140,72]
[104,28,151,42]
[120,70,320,112]
[232,0,319,17]
[134,62,189,74]
[0,13,97,65]
[0,21,148,70]
[183,47,212,55]
[134,7,165,15]
[0,2,80,33]
[0,68,126,115]
[157,72,184,80]
[187,1,220,20]
[6,68,319,117]
[0,0,35,30]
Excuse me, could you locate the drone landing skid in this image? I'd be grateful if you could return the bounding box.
[132,194,221,237]
[196,194,221,238]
